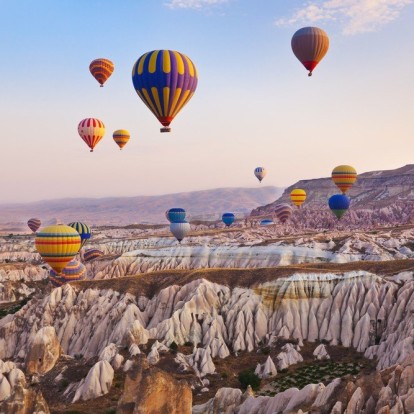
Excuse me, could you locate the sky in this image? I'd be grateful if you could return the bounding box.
[1,0,413,203]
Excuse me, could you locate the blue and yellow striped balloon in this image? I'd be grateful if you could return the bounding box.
[83,248,104,262]
[49,259,87,287]
[132,50,198,132]
[68,222,91,248]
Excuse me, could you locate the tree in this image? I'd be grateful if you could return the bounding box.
[238,369,261,391]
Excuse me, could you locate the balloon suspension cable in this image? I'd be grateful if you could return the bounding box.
[160,127,171,133]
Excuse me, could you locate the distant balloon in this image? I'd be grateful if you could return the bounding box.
[331,165,357,194]
[35,225,81,275]
[291,27,329,76]
[274,204,293,224]
[254,167,267,183]
[49,259,87,287]
[290,189,307,208]
[83,248,104,262]
[89,58,114,87]
[132,50,198,132]
[27,218,41,233]
[166,208,186,223]
[222,212,235,227]
[68,222,91,248]
[328,194,350,220]
[260,219,274,226]
[170,221,191,243]
[78,118,105,152]
[113,129,130,150]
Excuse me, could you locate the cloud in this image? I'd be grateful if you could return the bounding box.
[165,0,229,9]
[275,0,413,35]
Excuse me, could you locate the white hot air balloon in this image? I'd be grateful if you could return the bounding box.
[170,221,191,243]
[254,167,267,183]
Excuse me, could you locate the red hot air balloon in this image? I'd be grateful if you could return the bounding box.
[77,118,105,152]
[89,58,114,87]
[275,204,293,224]
[291,27,329,76]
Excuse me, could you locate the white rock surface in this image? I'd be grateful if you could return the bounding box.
[276,343,304,370]
[313,344,330,360]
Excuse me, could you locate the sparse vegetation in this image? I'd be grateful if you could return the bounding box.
[169,341,178,352]
[238,369,261,391]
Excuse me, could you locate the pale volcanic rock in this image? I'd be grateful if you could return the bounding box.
[0,386,50,414]
[8,368,26,389]
[255,356,277,379]
[72,360,114,402]
[345,387,365,413]
[192,387,243,414]
[129,343,141,356]
[147,347,160,366]
[0,360,16,374]
[0,373,11,401]
[313,344,330,360]
[26,326,62,375]
[188,348,215,377]
[99,343,124,369]
[311,378,342,410]
[331,401,343,413]
[276,343,303,370]
[123,319,149,346]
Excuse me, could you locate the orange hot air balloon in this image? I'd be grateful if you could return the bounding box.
[35,225,81,275]
[78,118,105,152]
[291,27,329,76]
[290,189,307,208]
[113,129,130,150]
[89,58,114,87]
[332,165,357,194]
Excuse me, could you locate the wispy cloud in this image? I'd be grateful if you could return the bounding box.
[165,0,229,10]
[275,0,413,35]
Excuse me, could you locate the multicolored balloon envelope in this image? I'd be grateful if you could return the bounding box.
[35,225,81,275]
[275,204,293,224]
[170,221,191,243]
[78,118,105,152]
[331,165,357,194]
[49,259,87,287]
[328,194,350,220]
[27,218,41,233]
[132,50,198,132]
[89,58,114,87]
[290,189,307,208]
[83,248,104,262]
[291,27,329,76]
[254,167,267,183]
[113,129,130,150]
[166,208,186,223]
[222,212,235,227]
[68,222,91,248]
[260,219,274,226]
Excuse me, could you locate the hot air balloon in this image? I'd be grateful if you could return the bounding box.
[35,225,81,275]
[291,27,329,76]
[89,58,114,87]
[332,165,357,194]
[328,194,350,220]
[78,118,105,152]
[260,219,274,226]
[49,259,87,287]
[222,213,235,227]
[83,248,104,262]
[290,189,307,208]
[275,204,293,224]
[113,129,130,150]
[170,221,191,243]
[132,50,198,132]
[27,218,41,233]
[166,208,186,223]
[254,167,267,183]
[68,222,91,248]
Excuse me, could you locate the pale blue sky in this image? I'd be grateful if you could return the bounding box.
[1,0,413,202]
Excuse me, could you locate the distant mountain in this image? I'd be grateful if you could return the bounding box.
[0,187,282,228]
[251,165,414,229]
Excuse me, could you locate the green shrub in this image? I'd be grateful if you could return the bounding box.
[169,341,178,351]
[221,372,229,379]
[184,341,193,347]
[238,369,261,391]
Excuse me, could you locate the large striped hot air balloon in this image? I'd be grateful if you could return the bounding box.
[170,221,191,243]
[222,213,235,227]
[132,50,198,132]
[83,248,104,262]
[328,194,350,220]
[291,27,329,76]
[275,204,293,224]
[89,58,114,87]
[27,218,41,233]
[254,167,267,183]
[35,225,81,275]
[113,129,130,150]
[49,259,87,287]
[78,118,105,152]
[290,189,307,208]
[68,222,91,248]
[331,165,357,194]
[166,208,186,223]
